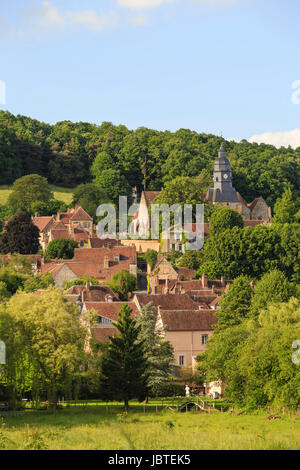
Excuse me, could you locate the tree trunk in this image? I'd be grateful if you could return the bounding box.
[50,378,57,412]
[124,398,129,412]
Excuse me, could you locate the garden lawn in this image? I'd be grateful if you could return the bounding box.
[0,185,74,206]
[0,401,300,450]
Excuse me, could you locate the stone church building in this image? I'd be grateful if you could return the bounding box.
[205,145,272,221]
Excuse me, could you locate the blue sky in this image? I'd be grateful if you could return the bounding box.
[1,0,300,147]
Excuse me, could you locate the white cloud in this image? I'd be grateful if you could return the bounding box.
[20,2,118,34]
[118,0,174,9]
[24,1,65,29]
[249,129,300,149]
[129,14,149,25]
[67,11,118,32]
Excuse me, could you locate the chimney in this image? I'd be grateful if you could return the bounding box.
[202,273,208,288]
[164,278,170,295]
[56,212,61,222]
[104,257,110,269]
[85,282,91,291]
[221,276,226,287]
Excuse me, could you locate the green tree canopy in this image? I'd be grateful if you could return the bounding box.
[31,199,67,217]
[216,275,254,330]
[0,211,40,255]
[0,288,89,407]
[93,169,132,207]
[109,270,137,301]
[45,239,79,260]
[8,174,54,210]
[72,183,106,219]
[273,186,297,224]
[22,272,55,293]
[209,206,244,236]
[145,249,158,270]
[154,171,211,207]
[198,298,300,409]
[249,269,298,318]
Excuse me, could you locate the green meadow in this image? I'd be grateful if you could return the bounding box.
[0,185,74,206]
[1,401,300,450]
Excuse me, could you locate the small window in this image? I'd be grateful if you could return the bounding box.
[98,316,112,325]
[179,355,185,366]
[202,335,208,346]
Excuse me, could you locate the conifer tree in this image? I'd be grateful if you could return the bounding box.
[135,303,174,397]
[99,304,148,411]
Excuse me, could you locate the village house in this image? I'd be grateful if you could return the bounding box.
[155,306,217,369]
[33,205,94,250]
[148,255,196,294]
[41,245,137,288]
[78,288,218,370]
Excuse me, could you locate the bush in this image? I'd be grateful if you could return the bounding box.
[149,383,185,398]
[45,239,79,260]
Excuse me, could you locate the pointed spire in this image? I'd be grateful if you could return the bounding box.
[218,144,226,159]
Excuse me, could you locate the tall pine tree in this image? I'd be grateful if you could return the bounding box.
[99,304,148,411]
[135,303,174,398]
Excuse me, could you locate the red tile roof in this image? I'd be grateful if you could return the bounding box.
[143,191,161,208]
[176,267,196,281]
[244,220,266,227]
[50,229,70,240]
[247,198,262,209]
[82,285,119,302]
[135,293,198,311]
[89,238,121,248]
[33,216,55,232]
[85,301,139,322]
[70,206,93,221]
[159,309,217,331]
[73,246,137,263]
[92,327,119,343]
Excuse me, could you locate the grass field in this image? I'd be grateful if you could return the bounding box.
[0,185,74,206]
[1,401,300,450]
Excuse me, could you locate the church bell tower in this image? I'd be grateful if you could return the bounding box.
[206,145,239,203]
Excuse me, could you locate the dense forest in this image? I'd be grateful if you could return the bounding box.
[0,110,300,207]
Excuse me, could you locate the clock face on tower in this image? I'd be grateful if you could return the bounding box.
[223,173,228,179]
